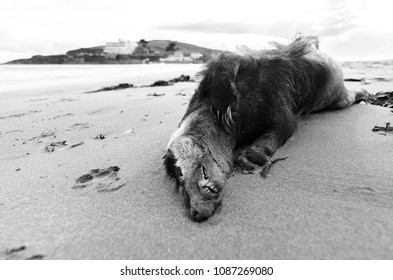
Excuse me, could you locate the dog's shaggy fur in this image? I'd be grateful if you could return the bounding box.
[164,36,368,222]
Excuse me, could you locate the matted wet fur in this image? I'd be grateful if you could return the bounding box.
[164,36,368,222]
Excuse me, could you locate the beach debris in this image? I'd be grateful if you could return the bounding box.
[122,129,134,136]
[4,245,44,260]
[86,74,193,93]
[87,83,134,93]
[45,141,67,152]
[45,140,84,152]
[344,77,391,84]
[372,122,393,134]
[150,80,170,86]
[344,78,363,82]
[72,166,127,192]
[25,254,44,260]
[144,74,193,87]
[15,168,21,172]
[368,91,393,108]
[67,141,84,149]
[260,157,289,178]
[6,246,26,255]
[94,134,106,140]
[147,92,165,97]
[170,74,191,83]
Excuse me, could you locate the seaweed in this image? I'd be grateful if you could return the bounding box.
[369,91,393,108]
[372,122,393,133]
[260,157,289,178]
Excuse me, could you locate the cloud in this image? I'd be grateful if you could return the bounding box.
[1,0,391,62]
[158,15,361,41]
[323,29,393,61]
[312,0,365,37]
[158,0,367,40]
[158,21,262,35]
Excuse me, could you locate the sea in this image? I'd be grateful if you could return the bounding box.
[0,64,202,94]
[1,62,392,95]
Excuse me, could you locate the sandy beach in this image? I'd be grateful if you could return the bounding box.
[1,63,392,260]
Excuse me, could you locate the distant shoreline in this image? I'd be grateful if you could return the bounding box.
[3,61,205,65]
[4,39,217,65]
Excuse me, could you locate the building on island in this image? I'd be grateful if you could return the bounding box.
[159,51,203,62]
[133,39,151,56]
[104,40,136,55]
[190,52,203,60]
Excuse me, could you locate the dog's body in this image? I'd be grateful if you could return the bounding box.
[164,36,368,221]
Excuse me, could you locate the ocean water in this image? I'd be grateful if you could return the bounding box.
[0,64,201,93]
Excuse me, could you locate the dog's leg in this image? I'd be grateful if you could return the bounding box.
[328,88,370,109]
[235,110,297,170]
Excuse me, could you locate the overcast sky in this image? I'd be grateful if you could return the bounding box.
[1,0,392,63]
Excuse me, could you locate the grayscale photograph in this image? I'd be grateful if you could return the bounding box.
[1,0,392,264]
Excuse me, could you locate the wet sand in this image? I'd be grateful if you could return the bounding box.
[1,63,393,259]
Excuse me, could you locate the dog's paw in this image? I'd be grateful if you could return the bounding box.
[235,139,276,170]
[235,153,259,170]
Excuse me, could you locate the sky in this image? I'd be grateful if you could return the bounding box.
[0,0,392,63]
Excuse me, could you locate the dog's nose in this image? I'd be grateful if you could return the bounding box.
[189,207,209,222]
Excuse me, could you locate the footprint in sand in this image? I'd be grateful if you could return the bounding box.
[0,110,42,120]
[72,166,127,192]
[67,122,90,131]
[45,141,67,152]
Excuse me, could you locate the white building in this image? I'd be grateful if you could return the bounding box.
[160,51,184,62]
[104,40,136,55]
[159,51,204,63]
[190,52,203,60]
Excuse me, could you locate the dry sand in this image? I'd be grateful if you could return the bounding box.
[1,64,393,260]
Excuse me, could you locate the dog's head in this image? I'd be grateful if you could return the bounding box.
[164,136,226,222]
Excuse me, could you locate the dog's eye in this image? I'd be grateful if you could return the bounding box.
[200,166,208,180]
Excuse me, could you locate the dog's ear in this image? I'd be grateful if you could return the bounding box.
[163,150,177,177]
[233,64,240,81]
[231,64,240,96]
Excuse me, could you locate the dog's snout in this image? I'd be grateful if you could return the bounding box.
[189,207,209,222]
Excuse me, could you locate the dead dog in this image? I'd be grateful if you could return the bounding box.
[164,36,368,222]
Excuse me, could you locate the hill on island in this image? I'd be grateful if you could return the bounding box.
[5,40,221,64]
[147,40,218,56]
